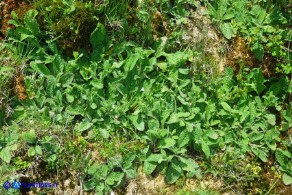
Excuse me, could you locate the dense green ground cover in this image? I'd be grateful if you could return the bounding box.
[0,0,291,194]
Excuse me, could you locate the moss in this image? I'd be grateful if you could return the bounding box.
[13,2,35,21]
[0,0,28,36]
[33,0,98,55]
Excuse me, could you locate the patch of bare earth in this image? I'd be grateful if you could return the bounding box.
[181,6,228,74]
[123,167,232,195]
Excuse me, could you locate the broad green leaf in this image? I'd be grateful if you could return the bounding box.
[210,120,220,126]
[88,163,100,175]
[6,132,19,144]
[179,157,201,178]
[218,0,228,19]
[100,165,110,178]
[124,53,140,72]
[106,172,124,186]
[0,148,11,163]
[6,144,18,152]
[164,52,189,66]
[59,73,74,87]
[222,13,235,20]
[208,132,219,140]
[220,23,233,39]
[178,96,190,106]
[249,103,256,123]
[52,55,65,75]
[35,145,42,155]
[116,83,126,95]
[123,153,136,169]
[177,131,190,148]
[207,3,216,17]
[283,173,292,185]
[252,68,265,94]
[95,183,105,193]
[0,66,14,73]
[129,115,145,131]
[281,150,291,158]
[83,180,96,191]
[275,150,287,166]
[263,25,275,33]
[167,112,190,124]
[167,113,180,124]
[10,11,18,20]
[74,121,93,132]
[238,138,249,153]
[166,159,182,184]
[221,102,232,112]
[178,68,189,75]
[201,141,210,158]
[92,79,104,89]
[22,130,36,144]
[144,161,157,175]
[46,76,56,96]
[124,169,136,178]
[90,23,106,49]
[137,10,148,22]
[156,62,167,71]
[252,42,264,60]
[179,80,191,89]
[66,105,84,116]
[66,94,74,103]
[161,109,171,125]
[148,119,160,130]
[250,132,264,141]
[20,33,33,41]
[266,114,276,125]
[240,108,249,123]
[47,154,57,162]
[12,106,28,123]
[24,9,40,35]
[30,61,51,76]
[177,112,191,118]
[159,138,176,149]
[113,61,124,69]
[251,5,262,16]
[99,128,110,139]
[252,148,268,162]
[28,147,36,157]
[56,90,62,104]
[146,154,164,163]
[268,77,285,96]
[257,8,266,24]
[267,142,277,151]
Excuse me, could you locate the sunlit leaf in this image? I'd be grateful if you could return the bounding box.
[220,23,233,39]
[0,148,11,163]
[90,23,106,49]
[74,121,93,132]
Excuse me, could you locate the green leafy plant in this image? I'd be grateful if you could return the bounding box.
[207,0,291,72]
[84,154,136,194]
[207,0,235,39]
[0,124,20,164]
[1,1,292,193]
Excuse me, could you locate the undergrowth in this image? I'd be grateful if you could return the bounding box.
[0,0,291,194]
